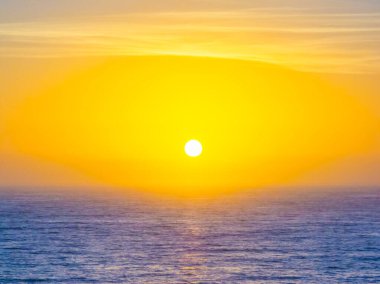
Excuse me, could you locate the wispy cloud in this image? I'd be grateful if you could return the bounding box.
[0,8,379,73]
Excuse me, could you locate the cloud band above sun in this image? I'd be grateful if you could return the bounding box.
[0,0,380,73]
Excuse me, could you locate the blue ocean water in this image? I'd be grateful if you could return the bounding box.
[0,188,379,283]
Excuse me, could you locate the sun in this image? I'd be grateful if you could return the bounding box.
[185,140,203,157]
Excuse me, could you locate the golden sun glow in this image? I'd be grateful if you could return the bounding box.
[5,56,379,196]
[185,140,203,157]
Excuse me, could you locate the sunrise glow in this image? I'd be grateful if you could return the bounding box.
[0,1,379,197]
[1,2,379,283]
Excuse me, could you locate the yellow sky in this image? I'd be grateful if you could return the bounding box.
[1,56,379,195]
[0,1,379,194]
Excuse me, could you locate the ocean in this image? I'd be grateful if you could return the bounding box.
[0,188,379,283]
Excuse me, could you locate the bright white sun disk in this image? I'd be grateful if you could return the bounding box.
[185,140,203,157]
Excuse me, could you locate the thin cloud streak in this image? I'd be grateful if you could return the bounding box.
[0,8,379,73]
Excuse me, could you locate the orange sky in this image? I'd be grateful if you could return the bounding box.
[1,56,379,195]
[0,1,379,194]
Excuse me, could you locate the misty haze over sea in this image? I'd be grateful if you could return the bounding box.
[0,187,379,283]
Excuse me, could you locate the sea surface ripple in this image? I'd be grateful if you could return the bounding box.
[0,188,379,283]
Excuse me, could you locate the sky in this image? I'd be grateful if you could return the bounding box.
[1,0,380,72]
[0,0,379,193]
